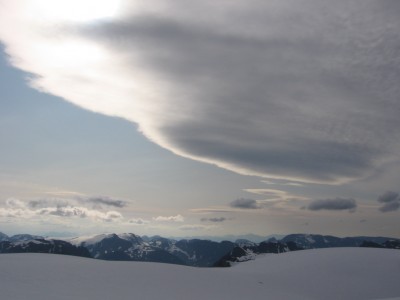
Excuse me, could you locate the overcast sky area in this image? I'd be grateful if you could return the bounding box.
[0,0,399,238]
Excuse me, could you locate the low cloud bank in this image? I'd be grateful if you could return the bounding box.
[0,197,123,222]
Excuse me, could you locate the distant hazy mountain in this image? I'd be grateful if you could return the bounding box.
[0,238,90,258]
[9,234,44,242]
[0,233,44,242]
[280,234,399,249]
[167,234,285,243]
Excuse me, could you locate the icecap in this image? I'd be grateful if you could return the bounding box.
[0,248,399,300]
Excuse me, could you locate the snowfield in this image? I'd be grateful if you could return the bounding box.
[0,248,399,300]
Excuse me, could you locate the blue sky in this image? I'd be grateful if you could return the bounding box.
[0,0,399,238]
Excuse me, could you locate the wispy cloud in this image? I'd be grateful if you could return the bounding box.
[261,180,304,187]
[78,196,127,208]
[1,1,400,184]
[19,194,128,209]
[128,218,149,225]
[243,188,309,211]
[307,198,357,212]
[190,208,233,214]
[244,188,304,201]
[200,217,226,223]
[153,214,184,222]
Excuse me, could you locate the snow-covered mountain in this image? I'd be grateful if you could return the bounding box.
[217,234,400,266]
[1,248,399,300]
[70,233,235,266]
[1,231,399,267]
[215,240,303,266]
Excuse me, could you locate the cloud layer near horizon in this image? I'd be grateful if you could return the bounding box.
[1,0,400,183]
[0,197,123,222]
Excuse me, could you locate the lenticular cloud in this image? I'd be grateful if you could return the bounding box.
[1,0,400,183]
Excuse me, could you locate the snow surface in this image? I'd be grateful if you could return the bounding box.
[0,248,399,300]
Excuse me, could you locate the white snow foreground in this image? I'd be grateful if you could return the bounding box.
[0,248,399,300]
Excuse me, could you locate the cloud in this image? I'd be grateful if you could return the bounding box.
[307,198,357,212]
[200,217,226,223]
[244,188,306,202]
[0,197,124,222]
[1,1,400,183]
[377,191,399,203]
[80,196,127,208]
[230,198,261,209]
[45,206,123,222]
[30,195,128,209]
[190,208,233,213]
[27,199,70,209]
[379,201,400,213]
[377,191,400,212]
[153,214,184,222]
[243,188,309,211]
[128,218,148,225]
[261,180,304,187]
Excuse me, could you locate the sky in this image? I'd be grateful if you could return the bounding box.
[0,0,399,239]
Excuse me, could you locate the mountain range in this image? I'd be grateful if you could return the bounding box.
[0,232,398,267]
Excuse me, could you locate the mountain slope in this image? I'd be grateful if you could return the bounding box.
[0,239,90,258]
[214,240,303,267]
[71,233,235,266]
[71,233,185,265]
[0,248,399,300]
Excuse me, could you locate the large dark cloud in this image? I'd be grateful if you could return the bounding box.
[308,198,357,212]
[2,1,400,183]
[377,191,400,212]
[82,1,400,183]
[230,198,260,209]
